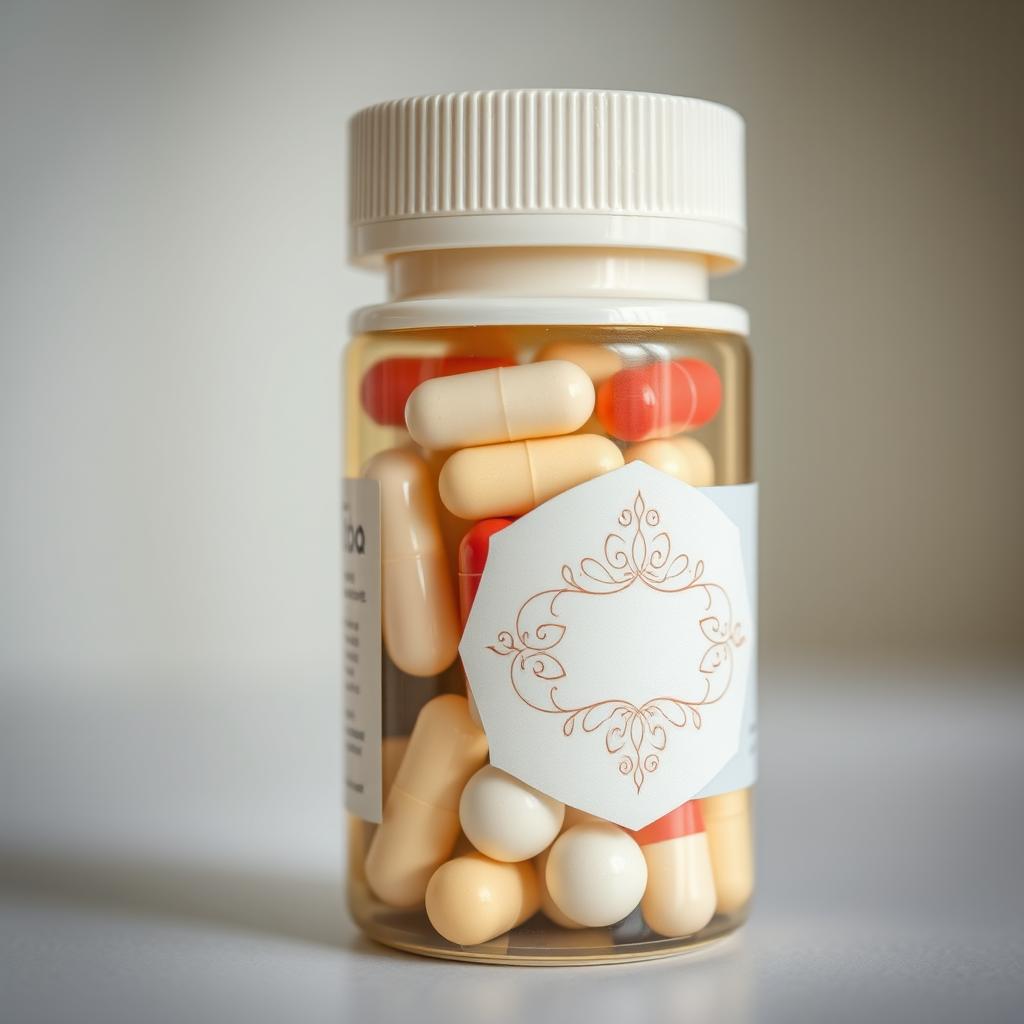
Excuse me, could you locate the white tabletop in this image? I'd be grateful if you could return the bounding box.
[2,661,1023,1023]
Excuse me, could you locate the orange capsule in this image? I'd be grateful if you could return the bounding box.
[596,359,721,442]
[630,800,716,938]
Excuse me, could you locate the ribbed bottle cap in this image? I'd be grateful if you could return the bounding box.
[349,89,745,271]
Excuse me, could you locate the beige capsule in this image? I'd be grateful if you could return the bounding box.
[624,436,715,487]
[365,695,488,908]
[534,341,623,386]
[380,735,409,801]
[364,448,460,677]
[425,853,540,946]
[405,361,595,450]
[701,788,755,916]
[439,434,624,520]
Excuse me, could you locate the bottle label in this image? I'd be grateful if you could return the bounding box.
[342,477,383,822]
[460,462,756,831]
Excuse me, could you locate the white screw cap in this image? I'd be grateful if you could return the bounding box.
[350,89,745,270]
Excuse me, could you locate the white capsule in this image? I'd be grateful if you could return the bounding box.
[459,765,564,862]
[405,361,595,450]
[544,822,648,928]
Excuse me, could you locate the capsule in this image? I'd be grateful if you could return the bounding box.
[701,789,754,916]
[534,340,623,385]
[364,449,460,677]
[459,765,564,862]
[544,822,648,928]
[365,695,488,908]
[624,436,715,487]
[630,800,716,938]
[360,356,512,427]
[456,519,513,724]
[405,360,595,450]
[380,735,410,801]
[425,854,540,946]
[458,518,514,623]
[532,806,607,928]
[596,358,722,441]
[439,434,624,520]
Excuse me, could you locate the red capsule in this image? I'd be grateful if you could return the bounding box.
[360,356,514,428]
[595,358,721,442]
[458,518,514,625]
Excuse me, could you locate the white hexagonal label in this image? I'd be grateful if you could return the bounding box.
[460,462,754,831]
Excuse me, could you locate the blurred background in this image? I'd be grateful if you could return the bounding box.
[2,1,1023,1019]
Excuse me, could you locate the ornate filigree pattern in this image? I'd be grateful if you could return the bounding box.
[487,491,746,794]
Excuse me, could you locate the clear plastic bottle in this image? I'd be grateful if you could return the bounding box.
[343,90,755,964]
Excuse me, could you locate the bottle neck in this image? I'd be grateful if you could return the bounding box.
[385,247,710,303]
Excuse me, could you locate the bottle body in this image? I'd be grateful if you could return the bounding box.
[344,320,755,964]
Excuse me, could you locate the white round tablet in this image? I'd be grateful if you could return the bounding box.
[544,822,648,927]
[459,765,565,862]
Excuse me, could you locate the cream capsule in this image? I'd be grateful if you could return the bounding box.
[364,449,460,677]
[544,822,648,928]
[630,801,716,938]
[425,853,540,946]
[459,765,564,862]
[624,436,715,487]
[439,434,624,520]
[534,341,623,386]
[365,695,488,908]
[701,788,755,916]
[405,360,595,450]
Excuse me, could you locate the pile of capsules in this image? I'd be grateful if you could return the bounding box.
[359,340,750,947]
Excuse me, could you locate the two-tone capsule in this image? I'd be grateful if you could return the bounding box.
[364,448,460,677]
[365,695,488,907]
[630,800,716,938]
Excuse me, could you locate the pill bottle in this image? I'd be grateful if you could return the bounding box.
[343,90,756,965]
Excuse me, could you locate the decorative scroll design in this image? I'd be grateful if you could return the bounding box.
[487,491,745,794]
